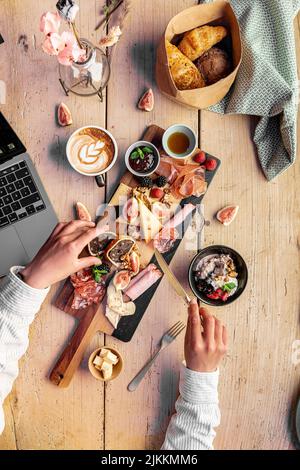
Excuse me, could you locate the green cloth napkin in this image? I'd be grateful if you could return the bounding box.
[202,0,300,180]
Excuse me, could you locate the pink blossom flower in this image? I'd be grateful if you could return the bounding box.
[40,12,61,35]
[42,33,65,56]
[57,31,86,66]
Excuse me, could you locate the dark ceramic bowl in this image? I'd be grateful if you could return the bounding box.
[188,245,248,307]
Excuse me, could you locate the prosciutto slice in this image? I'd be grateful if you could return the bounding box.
[124,263,162,301]
[153,203,195,253]
[156,156,207,198]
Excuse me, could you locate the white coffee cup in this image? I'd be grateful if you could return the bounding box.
[66,125,118,187]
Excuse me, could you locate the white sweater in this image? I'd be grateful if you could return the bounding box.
[0,267,220,449]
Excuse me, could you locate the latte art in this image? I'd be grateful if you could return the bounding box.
[68,127,115,175]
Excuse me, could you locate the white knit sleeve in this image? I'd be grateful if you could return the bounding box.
[0,267,49,434]
[161,365,220,450]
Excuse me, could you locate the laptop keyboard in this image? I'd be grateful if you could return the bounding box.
[0,160,45,230]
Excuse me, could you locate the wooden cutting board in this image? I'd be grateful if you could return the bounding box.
[50,124,221,387]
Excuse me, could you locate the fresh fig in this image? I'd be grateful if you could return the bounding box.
[122,197,139,223]
[76,201,92,221]
[216,205,239,226]
[138,88,154,112]
[129,251,140,276]
[113,270,131,291]
[57,102,73,126]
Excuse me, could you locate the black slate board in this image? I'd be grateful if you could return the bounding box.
[112,127,220,342]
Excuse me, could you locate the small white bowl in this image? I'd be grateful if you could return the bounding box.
[125,140,160,177]
[162,124,197,159]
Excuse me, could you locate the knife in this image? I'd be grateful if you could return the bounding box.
[154,249,192,305]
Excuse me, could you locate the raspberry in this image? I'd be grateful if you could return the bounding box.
[205,157,217,171]
[150,187,164,199]
[193,151,206,164]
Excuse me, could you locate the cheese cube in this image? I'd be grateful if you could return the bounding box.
[100,348,119,365]
[99,348,110,357]
[93,355,103,371]
[101,360,113,380]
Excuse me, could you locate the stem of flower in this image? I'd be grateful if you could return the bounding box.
[70,22,83,49]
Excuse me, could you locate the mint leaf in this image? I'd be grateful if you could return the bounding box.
[137,147,144,158]
[142,146,153,154]
[130,150,139,160]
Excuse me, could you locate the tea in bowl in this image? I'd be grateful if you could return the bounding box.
[162,124,197,159]
[66,125,118,186]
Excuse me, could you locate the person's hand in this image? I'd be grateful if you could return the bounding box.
[185,298,228,372]
[21,221,101,289]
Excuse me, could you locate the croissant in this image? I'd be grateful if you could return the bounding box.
[165,40,205,90]
[178,26,228,62]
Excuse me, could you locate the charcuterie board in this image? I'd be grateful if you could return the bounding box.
[50,124,220,387]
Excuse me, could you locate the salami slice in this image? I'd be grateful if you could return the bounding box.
[153,227,179,253]
[71,268,106,310]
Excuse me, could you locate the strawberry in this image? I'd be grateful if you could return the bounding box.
[193,151,206,164]
[205,157,217,171]
[150,187,164,199]
[206,292,219,300]
[215,288,223,297]
[220,291,229,302]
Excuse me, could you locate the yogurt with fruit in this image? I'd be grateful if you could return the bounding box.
[194,254,238,302]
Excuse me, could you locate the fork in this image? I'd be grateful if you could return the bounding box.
[127,321,186,392]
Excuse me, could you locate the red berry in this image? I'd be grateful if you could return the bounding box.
[205,157,217,171]
[221,291,229,302]
[215,288,223,297]
[150,187,164,199]
[206,292,219,300]
[193,151,206,164]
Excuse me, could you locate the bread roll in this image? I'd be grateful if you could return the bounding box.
[178,26,228,62]
[165,40,205,90]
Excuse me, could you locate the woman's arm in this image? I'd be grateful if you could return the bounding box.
[162,301,228,450]
[0,268,49,434]
[0,220,101,434]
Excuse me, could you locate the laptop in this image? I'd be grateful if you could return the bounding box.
[0,112,58,276]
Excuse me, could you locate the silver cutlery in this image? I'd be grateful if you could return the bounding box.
[127,320,185,391]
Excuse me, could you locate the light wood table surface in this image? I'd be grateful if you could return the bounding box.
[0,0,299,450]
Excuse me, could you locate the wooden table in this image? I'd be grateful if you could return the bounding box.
[0,0,299,450]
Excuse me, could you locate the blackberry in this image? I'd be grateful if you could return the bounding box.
[196,279,214,295]
[139,176,153,188]
[155,175,167,187]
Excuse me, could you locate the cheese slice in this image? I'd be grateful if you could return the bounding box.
[109,183,132,206]
[138,200,162,243]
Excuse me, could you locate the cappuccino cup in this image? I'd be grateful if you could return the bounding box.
[66,125,118,186]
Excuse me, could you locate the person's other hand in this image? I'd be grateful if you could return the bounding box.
[21,221,101,289]
[185,298,228,372]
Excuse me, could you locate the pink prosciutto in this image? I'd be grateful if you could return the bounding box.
[157,203,195,235]
[153,203,195,253]
[124,263,162,301]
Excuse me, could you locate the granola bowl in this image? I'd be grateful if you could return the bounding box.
[189,245,248,306]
